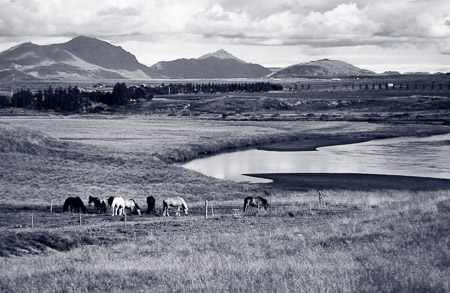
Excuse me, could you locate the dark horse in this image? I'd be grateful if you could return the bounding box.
[88,196,107,213]
[147,196,156,214]
[63,196,87,213]
[243,196,269,213]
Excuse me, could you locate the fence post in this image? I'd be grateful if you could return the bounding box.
[205,200,208,220]
[210,203,214,217]
[31,213,34,228]
[124,210,127,226]
[50,199,53,213]
[79,214,82,226]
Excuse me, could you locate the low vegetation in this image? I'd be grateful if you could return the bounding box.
[0,95,449,292]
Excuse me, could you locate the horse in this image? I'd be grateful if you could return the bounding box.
[147,196,156,214]
[88,196,107,213]
[63,196,87,213]
[125,199,141,215]
[162,197,188,217]
[107,196,115,207]
[243,196,269,213]
[111,197,141,216]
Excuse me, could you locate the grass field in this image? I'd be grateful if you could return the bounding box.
[1,110,450,292]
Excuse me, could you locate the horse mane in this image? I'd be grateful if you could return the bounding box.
[75,196,87,213]
[132,199,141,211]
[258,196,268,205]
[180,198,188,210]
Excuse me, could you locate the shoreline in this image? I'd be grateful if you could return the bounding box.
[257,137,373,152]
[247,173,450,191]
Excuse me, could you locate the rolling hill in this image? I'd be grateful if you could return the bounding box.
[271,59,377,77]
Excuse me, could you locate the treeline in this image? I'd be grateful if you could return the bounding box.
[0,82,283,111]
[151,82,283,95]
[292,81,450,91]
[0,83,151,111]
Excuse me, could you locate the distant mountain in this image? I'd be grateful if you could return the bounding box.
[150,49,271,79]
[381,71,402,75]
[271,59,377,77]
[0,36,159,80]
[403,72,431,75]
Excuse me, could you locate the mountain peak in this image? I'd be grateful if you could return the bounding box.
[199,49,246,63]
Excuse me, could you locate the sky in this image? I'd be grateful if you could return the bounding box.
[0,0,450,73]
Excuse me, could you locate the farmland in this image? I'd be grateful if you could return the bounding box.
[1,87,450,292]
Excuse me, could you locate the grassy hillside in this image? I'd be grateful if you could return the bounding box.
[0,116,449,292]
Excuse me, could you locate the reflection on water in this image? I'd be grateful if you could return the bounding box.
[182,134,450,183]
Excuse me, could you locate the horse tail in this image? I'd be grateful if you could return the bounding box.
[63,198,70,212]
[101,201,107,213]
[243,198,247,213]
[162,199,168,216]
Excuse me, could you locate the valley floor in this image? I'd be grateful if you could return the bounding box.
[0,114,449,292]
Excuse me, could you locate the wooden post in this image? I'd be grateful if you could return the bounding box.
[309,203,312,214]
[124,210,127,226]
[31,213,34,228]
[50,199,53,212]
[205,200,208,220]
[79,214,82,226]
[210,203,214,217]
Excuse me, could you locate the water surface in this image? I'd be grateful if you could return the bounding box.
[182,134,450,183]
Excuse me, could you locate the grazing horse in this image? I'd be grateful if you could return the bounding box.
[63,196,87,213]
[111,197,141,216]
[162,197,188,217]
[147,196,156,214]
[88,196,107,213]
[243,196,269,213]
[125,199,141,215]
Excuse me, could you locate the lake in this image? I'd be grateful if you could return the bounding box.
[182,134,450,183]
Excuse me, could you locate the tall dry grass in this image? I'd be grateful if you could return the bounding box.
[1,189,449,292]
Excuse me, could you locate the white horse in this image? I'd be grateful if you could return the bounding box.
[111,197,141,216]
[162,197,188,217]
[124,198,141,215]
[111,197,125,216]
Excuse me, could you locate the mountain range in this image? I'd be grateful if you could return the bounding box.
[0,36,383,81]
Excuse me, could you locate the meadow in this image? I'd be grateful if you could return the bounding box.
[0,109,450,292]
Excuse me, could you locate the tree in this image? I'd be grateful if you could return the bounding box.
[111,83,130,106]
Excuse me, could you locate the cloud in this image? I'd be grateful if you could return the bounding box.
[0,0,449,55]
